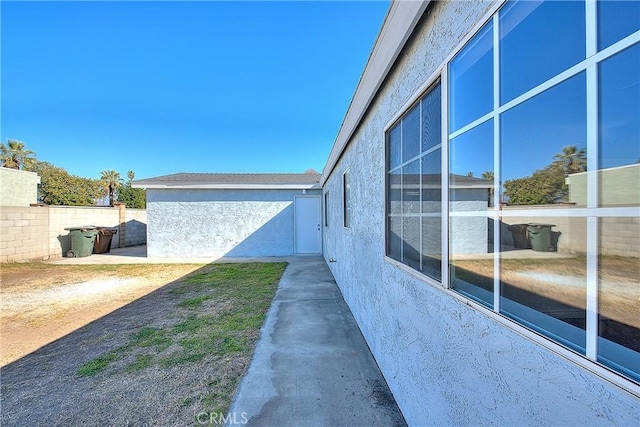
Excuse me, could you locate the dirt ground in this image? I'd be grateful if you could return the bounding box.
[0,264,205,366]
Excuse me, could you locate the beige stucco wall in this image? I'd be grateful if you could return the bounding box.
[0,167,41,207]
[567,164,640,206]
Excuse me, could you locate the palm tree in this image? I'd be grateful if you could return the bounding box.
[101,170,123,206]
[554,145,587,175]
[127,170,135,185]
[0,139,36,169]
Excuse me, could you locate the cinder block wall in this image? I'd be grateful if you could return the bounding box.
[0,206,49,262]
[123,209,147,247]
[0,205,147,262]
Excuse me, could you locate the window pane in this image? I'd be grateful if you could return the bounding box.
[403,104,420,162]
[501,73,587,207]
[450,119,494,204]
[598,217,640,382]
[388,169,402,215]
[450,216,494,308]
[422,149,442,281]
[500,0,585,104]
[402,160,420,214]
[598,0,640,51]
[422,149,441,207]
[422,217,442,281]
[343,172,351,228]
[449,21,493,133]
[598,44,640,186]
[403,217,421,270]
[422,82,441,153]
[388,216,402,262]
[450,121,493,304]
[388,124,402,170]
[500,216,587,353]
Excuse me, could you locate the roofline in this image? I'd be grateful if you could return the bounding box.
[320,0,430,186]
[133,183,322,190]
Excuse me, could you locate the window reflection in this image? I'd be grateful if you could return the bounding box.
[599,44,640,170]
[403,217,421,270]
[500,217,587,353]
[450,119,494,206]
[598,217,640,381]
[402,161,420,214]
[388,125,402,170]
[450,216,494,308]
[501,73,587,207]
[422,84,441,152]
[449,21,493,133]
[403,104,420,163]
[598,0,640,51]
[500,0,585,104]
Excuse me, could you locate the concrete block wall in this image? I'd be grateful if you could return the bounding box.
[49,206,121,257]
[0,205,147,262]
[0,207,49,262]
[123,209,147,247]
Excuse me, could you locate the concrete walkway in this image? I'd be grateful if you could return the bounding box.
[49,248,405,425]
[227,257,406,427]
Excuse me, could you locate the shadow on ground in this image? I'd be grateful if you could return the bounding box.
[0,262,241,426]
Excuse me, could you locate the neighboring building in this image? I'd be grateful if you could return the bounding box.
[133,173,322,258]
[322,0,639,425]
[0,167,40,207]
[135,0,639,423]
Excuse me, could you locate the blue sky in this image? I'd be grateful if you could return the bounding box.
[1,0,389,180]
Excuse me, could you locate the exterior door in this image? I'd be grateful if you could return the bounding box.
[294,196,322,254]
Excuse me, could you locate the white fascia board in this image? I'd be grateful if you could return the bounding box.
[133,183,322,190]
[320,0,430,186]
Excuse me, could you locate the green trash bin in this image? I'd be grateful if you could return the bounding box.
[65,226,98,257]
[527,223,555,252]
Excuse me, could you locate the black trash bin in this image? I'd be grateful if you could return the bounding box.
[93,227,118,254]
[507,224,532,249]
[527,223,555,252]
[64,226,98,257]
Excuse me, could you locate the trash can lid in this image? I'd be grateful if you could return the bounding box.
[527,223,555,227]
[64,226,97,231]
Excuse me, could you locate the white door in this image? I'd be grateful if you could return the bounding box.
[294,196,322,254]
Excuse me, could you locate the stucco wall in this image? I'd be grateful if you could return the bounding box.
[146,188,320,258]
[323,1,639,425]
[0,167,40,207]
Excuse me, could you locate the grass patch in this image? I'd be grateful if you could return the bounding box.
[178,295,213,308]
[75,262,287,415]
[77,350,121,377]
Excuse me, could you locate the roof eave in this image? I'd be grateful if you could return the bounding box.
[320,0,430,186]
[133,183,322,190]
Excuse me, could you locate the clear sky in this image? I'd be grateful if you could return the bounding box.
[1,0,390,180]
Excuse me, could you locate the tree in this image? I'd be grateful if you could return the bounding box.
[100,170,124,207]
[26,161,102,206]
[117,170,146,209]
[553,145,587,175]
[1,139,36,170]
[503,162,566,205]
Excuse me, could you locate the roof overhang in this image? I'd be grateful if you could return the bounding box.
[133,183,322,190]
[320,0,430,185]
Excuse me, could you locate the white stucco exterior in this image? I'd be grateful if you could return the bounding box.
[146,188,320,258]
[322,1,639,425]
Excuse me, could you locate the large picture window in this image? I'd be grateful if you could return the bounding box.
[447,0,639,383]
[386,0,639,386]
[386,81,442,281]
